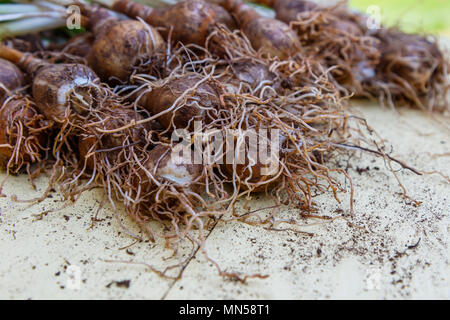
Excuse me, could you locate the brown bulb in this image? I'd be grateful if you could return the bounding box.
[218,58,283,93]
[218,0,300,59]
[0,97,46,170]
[32,64,100,123]
[333,20,363,37]
[129,144,204,203]
[78,106,151,171]
[6,34,43,53]
[241,17,300,59]
[63,33,95,58]
[112,0,237,47]
[88,19,165,82]
[378,31,446,96]
[269,0,318,24]
[140,75,222,130]
[146,144,203,187]
[0,58,25,104]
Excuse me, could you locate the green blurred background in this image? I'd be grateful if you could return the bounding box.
[350,0,450,34]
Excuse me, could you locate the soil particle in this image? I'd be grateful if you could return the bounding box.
[106,280,131,289]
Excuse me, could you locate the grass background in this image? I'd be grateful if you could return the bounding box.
[350,0,450,34]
